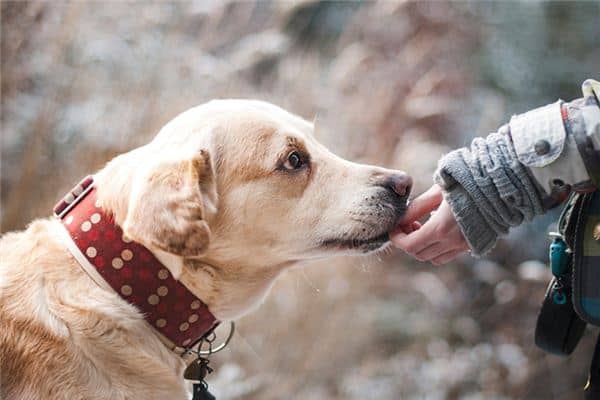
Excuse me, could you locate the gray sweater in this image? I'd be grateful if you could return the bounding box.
[434,128,545,256]
[434,79,600,256]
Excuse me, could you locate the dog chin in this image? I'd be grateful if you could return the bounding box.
[320,231,391,254]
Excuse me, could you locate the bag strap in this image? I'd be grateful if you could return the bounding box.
[558,193,581,245]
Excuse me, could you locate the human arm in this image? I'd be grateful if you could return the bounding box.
[392,79,600,262]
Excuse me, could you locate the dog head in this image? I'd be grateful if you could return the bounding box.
[96,100,411,315]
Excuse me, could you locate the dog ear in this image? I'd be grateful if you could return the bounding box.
[123,150,217,258]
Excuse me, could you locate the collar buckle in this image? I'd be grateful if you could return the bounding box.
[53,175,95,219]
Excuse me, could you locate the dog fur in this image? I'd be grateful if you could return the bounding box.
[0,100,410,399]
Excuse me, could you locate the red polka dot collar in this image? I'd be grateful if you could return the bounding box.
[54,176,219,351]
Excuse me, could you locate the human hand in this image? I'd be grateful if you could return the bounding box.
[391,184,469,265]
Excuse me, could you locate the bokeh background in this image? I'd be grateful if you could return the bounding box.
[2,1,599,399]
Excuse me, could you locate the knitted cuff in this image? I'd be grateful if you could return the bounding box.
[434,128,546,256]
[442,184,498,257]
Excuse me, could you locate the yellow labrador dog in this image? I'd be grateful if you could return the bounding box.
[0,100,411,400]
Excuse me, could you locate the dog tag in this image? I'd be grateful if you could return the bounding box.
[186,357,216,400]
[184,357,214,381]
[184,358,209,381]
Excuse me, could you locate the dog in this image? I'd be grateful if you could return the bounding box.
[0,100,411,399]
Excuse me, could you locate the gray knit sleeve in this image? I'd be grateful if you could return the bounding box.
[434,127,546,256]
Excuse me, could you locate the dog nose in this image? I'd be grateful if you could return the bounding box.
[384,173,412,198]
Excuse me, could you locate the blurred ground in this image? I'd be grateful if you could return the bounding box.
[1,1,599,399]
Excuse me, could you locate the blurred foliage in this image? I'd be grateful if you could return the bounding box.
[1,1,599,399]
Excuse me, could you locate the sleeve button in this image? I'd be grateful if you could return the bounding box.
[534,140,551,156]
[551,178,565,187]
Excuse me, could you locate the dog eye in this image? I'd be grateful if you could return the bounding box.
[283,151,303,170]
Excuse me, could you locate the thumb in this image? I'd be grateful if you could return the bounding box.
[399,184,443,223]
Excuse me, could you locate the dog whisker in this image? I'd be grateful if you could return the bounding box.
[300,269,321,295]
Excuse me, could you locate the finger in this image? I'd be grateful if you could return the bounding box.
[411,221,422,231]
[397,225,413,234]
[430,249,466,265]
[414,242,446,261]
[391,221,437,255]
[399,184,443,224]
[395,221,422,234]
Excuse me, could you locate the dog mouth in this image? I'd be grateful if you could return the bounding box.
[320,231,391,253]
[319,191,408,254]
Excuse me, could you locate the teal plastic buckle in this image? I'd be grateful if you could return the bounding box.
[548,232,571,277]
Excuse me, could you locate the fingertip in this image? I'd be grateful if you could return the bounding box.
[394,213,423,236]
[399,186,443,223]
[391,222,415,235]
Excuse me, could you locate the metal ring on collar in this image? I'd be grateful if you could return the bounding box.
[197,321,235,355]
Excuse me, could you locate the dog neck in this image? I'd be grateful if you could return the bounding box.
[178,257,291,321]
